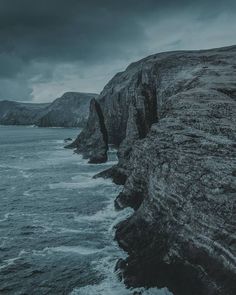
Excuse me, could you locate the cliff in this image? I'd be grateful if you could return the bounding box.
[37,92,97,127]
[0,100,49,125]
[0,92,97,127]
[72,45,236,295]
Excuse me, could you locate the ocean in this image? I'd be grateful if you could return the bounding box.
[0,125,171,295]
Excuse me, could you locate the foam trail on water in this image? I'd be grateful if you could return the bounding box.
[0,250,27,270]
[0,213,10,222]
[49,177,113,190]
[46,246,102,255]
[71,190,173,295]
[0,129,173,295]
[31,246,102,257]
[74,198,131,224]
[57,227,93,234]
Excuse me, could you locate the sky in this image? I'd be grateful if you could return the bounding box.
[0,0,236,102]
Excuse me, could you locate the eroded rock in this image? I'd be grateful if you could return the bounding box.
[69,98,108,163]
[75,45,236,294]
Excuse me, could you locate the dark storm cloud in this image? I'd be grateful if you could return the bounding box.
[0,0,235,101]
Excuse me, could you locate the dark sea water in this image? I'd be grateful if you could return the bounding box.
[0,125,171,295]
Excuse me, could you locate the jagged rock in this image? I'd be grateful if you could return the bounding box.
[74,45,236,295]
[70,59,158,163]
[0,92,97,127]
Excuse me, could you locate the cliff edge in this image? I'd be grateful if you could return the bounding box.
[72,45,236,294]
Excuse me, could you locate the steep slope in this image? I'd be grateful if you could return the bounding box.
[68,98,108,163]
[0,92,97,127]
[72,45,236,295]
[37,92,98,127]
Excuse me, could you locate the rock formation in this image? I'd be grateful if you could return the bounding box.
[0,92,97,127]
[72,45,236,294]
[37,92,97,127]
[67,98,108,163]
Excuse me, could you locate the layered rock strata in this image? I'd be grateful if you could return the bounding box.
[72,45,236,294]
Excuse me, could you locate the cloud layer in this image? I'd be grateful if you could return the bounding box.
[0,0,236,101]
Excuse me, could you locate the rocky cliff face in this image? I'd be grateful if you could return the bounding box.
[73,45,236,295]
[37,92,97,127]
[68,98,108,163]
[0,92,97,127]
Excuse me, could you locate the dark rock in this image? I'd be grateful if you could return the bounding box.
[114,191,143,210]
[70,59,159,163]
[93,165,127,185]
[64,137,72,142]
[69,98,108,163]
[74,45,236,295]
[114,258,127,281]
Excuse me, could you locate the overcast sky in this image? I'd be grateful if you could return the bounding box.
[0,0,236,102]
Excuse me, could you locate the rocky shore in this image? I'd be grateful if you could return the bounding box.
[71,45,236,294]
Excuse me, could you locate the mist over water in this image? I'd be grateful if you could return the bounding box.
[0,125,171,295]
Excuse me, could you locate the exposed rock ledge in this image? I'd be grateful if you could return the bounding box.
[72,45,236,294]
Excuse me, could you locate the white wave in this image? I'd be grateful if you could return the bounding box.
[71,172,95,180]
[101,159,118,166]
[49,176,113,190]
[0,237,9,248]
[23,190,32,197]
[57,227,91,234]
[40,224,53,233]
[0,213,10,222]
[71,180,173,295]
[70,251,172,295]
[70,250,129,295]
[33,246,102,256]
[48,127,64,129]
[108,207,134,233]
[0,250,27,270]
[0,164,28,170]
[76,159,118,169]
[0,257,20,270]
[32,249,48,257]
[20,169,31,178]
[26,125,37,128]
[74,198,131,225]
[71,283,172,295]
[141,288,173,295]
[55,139,65,144]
